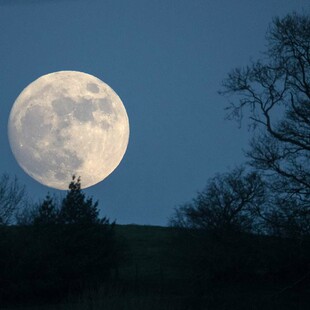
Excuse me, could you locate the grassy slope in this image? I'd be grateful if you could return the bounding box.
[4,224,310,309]
[4,224,181,310]
[115,224,179,288]
[116,224,310,309]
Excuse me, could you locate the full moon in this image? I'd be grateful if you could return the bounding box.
[8,71,129,190]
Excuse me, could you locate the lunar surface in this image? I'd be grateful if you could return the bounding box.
[8,71,129,190]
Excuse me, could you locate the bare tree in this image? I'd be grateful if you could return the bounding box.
[220,13,310,236]
[170,167,265,234]
[0,173,26,225]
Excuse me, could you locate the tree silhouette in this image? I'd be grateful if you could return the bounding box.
[59,175,100,225]
[0,173,25,225]
[33,194,58,225]
[170,167,265,234]
[169,168,266,300]
[0,176,118,304]
[53,176,116,294]
[221,13,310,236]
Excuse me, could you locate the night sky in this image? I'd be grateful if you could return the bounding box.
[1,0,309,226]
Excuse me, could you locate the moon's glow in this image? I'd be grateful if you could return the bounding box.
[8,71,129,190]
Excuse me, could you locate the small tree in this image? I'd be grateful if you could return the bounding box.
[55,176,116,293]
[58,176,100,225]
[33,194,58,226]
[0,173,25,225]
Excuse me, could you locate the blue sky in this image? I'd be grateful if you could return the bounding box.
[0,0,309,225]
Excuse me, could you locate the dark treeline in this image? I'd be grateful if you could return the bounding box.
[0,176,119,307]
[168,170,310,308]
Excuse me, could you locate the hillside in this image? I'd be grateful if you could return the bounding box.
[3,224,310,310]
[114,224,181,293]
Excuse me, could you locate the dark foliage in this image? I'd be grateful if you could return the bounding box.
[0,176,118,306]
[0,173,25,225]
[169,168,267,304]
[170,167,265,235]
[170,214,310,309]
[33,194,58,225]
[58,176,102,225]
